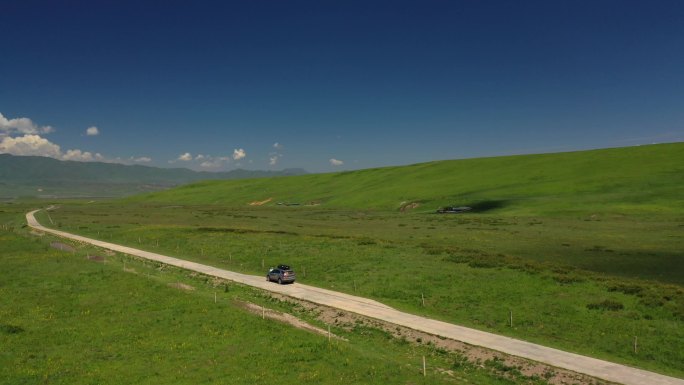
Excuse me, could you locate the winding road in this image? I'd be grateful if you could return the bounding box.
[26,209,683,385]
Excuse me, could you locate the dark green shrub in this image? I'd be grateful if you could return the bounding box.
[356,237,376,245]
[553,273,585,284]
[484,357,521,375]
[672,302,684,321]
[1,324,24,334]
[639,295,665,308]
[607,283,644,295]
[587,299,624,311]
[443,254,470,264]
[468,259,500,269]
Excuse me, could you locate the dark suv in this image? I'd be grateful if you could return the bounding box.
[266,264,296,284]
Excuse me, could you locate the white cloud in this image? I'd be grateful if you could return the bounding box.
[86,126,99,136]
[170,152,246,170]
[0,114,149,165]
[0,134,105,163]
[273,142,283,149]
[329,158,344,166]
[0,134,62,158]
[232,148,246,160]
[131,156,151,163]
[193,155,232,169]
[63,149,96,161]
[0,112,54,135]
[200,160,220,168]
[269,155,279,166]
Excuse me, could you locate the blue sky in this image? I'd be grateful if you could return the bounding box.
[1,1,682,172]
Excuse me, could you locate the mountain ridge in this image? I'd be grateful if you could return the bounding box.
[0,153,307,198]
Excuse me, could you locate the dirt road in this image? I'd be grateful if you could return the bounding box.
[26,209,683,385]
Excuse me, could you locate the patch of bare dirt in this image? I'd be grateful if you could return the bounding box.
[399,201,421,212]
[238,301,346,341]
[168,282,195,291]
[50,242,76,252]
[86,255,105,263]
[266,293,610,385]
[248,198,273,206]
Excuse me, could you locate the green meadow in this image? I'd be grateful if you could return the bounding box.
[131,143,684,215]
[1,203,538,385]
[9,143,684,379]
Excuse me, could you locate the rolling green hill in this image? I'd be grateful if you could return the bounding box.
[132,143,684,215]
[43,143,684,376]
[0,154,307,198]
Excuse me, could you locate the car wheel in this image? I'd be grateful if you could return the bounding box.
[266,275,270,282]
[278,277,282,285]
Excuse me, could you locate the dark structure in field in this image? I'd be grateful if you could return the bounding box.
[437,206,472,214]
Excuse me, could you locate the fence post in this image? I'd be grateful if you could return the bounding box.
[634,336,638,353]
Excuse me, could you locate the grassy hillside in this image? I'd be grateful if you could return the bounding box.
[35,143,684,378]
[131,143,684,215]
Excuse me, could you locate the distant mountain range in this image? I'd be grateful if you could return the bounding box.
[0,154,307,198]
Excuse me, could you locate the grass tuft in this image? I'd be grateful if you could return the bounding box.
[587,300,624,311]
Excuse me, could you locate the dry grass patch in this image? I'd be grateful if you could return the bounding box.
[239,300,346,341]
[168,282,195,291]
[50,242,75,252]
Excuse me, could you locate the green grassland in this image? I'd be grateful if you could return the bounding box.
[14,143,684,378]
[131,143,684,215]
[1,203,534,385]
